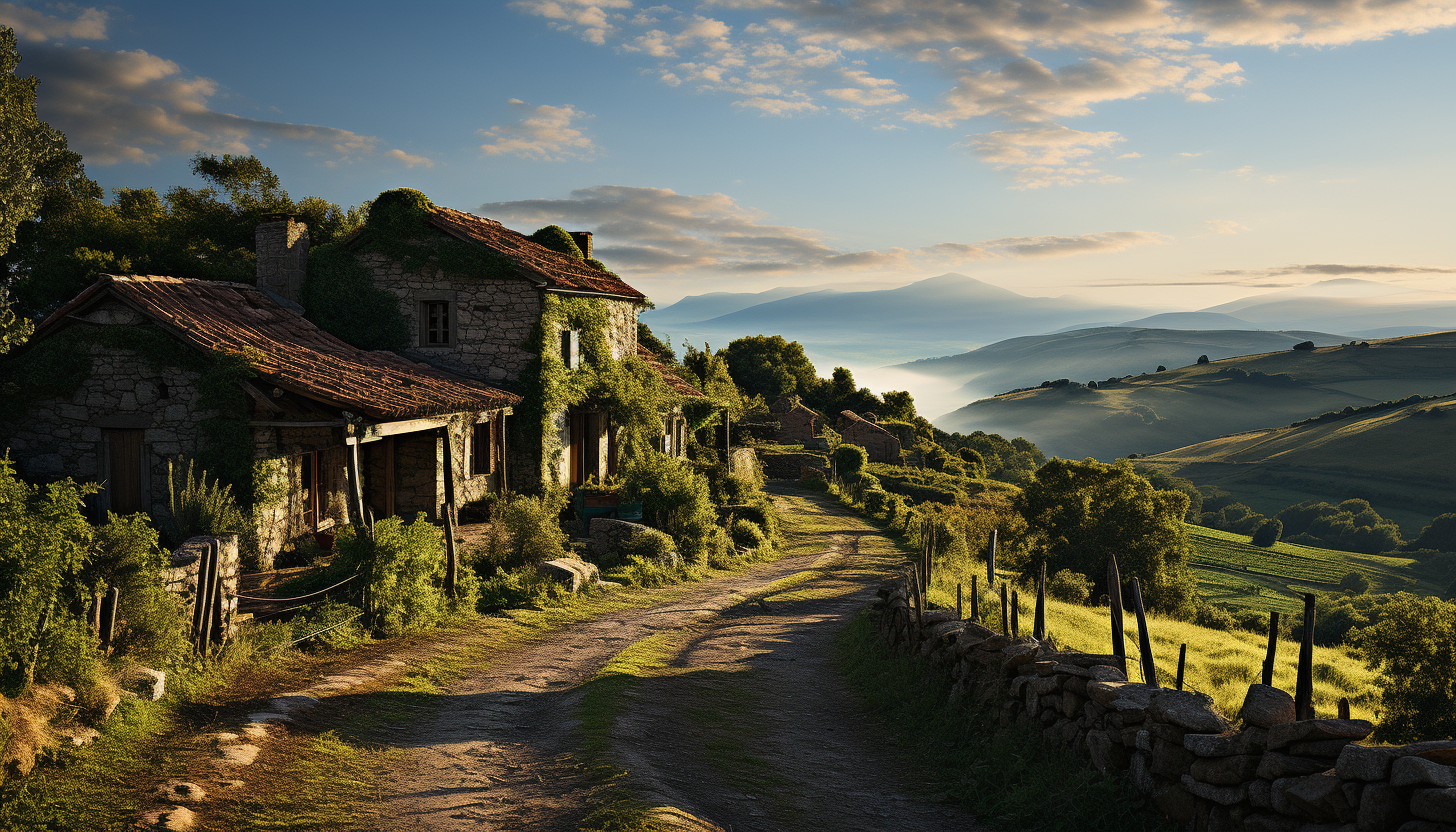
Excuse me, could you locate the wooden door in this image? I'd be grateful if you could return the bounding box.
[569,412,585,487]
[105,429,146,514]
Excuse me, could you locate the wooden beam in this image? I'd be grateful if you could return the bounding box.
[347,416,453,445]
[440,428,458,597]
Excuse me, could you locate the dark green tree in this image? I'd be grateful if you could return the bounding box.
[1356,594,1456,741]
[1252,518,1283,547]
[720,335,819,400]
[957,447,987,478]
[1016,458,1195,614]
[1339,571,1371,594]
[881,390,916,421]
[1411,514,1456,553]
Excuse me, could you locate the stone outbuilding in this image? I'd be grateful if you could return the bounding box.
[1,274,518,568]
[837,410,902,464]
[769,396,820,445]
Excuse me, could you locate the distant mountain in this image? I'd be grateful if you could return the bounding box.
[644,286,815,327]
[935,329,1456,465]
[1141,393,1456,534]
[1118,312,1258,330]
[655,273,1143,366]
[1199,278,1456,333]
[900,326,1349,402]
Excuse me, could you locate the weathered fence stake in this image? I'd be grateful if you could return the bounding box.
[1262,610,1280,687]
[970,575,979,621]
[956,583,963,620]
[1130,577,1157,687]
[1176,643,1187,691]
[1338,697,1350,720]
[1295,593,1316,720]
[1033,561,1047,641]
[1011,589,1020,637]
[99,586,119,654]
[200,542,222,653]
[1108,556,1126,677]
[987,529,998,587]
[191,540,214,649]
[1000,583,1009,637]
[441,429,459,598]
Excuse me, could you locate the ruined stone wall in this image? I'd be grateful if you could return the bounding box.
[163,534,241,640]
[1,339,209,518]
[250,425,348,568]
[876,578,1456,832]
[754,449,828,480]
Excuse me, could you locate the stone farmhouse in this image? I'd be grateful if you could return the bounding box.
[837,410,902,463]
[261,193,698,492]
[769,396,822,446]
[0,274,519,568]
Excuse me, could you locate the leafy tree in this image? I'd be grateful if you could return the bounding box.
[1016,458,1195,614]
[1252,518,1283,547]
[638,322,676,364]
[881,390,916,422]
[958,447,987,478]
[1048,569,1093,604]
[1355,594,1456,741]
[0,28,71,260]
[1339,571,1371,594]
[1277,499,1403,554]
[720,335,819,400]
[681,342,745,426]
[1196,354,1209,364]
[1137,467,1203,521]
[1411,513,1456,553]
[833,444,868,478]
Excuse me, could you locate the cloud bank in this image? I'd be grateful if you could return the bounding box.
[479,100,598,161]
[481,184,1166,274]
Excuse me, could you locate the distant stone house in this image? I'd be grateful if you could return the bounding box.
[838,411,902,464]
[0,274,519,568]
[769,396,820,445]
[263,195,696,490]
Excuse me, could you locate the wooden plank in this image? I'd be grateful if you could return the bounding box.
[1295,593,1316,720]
[346,416,453,445]
[1011,589,1020,637]
[1131,577,1158,687]
[970,574,979,622]
[1263,611,1280,687]
[987,529,998,586]
[1176,643,1187,691]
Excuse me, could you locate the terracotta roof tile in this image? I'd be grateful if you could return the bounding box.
[423,206,647,302]
[38,275,520,421]
[637,343,704,398]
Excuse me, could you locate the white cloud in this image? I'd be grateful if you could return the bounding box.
[478,100,598,161]
[387,149,435,168]
[0,2,107,42]
[1205,219,1250,234]
[509,0,1449,186]
[21,43,390,165]
[480,184,1165,274]
[964,126,1126,188]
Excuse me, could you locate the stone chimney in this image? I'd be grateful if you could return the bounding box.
[569,231,593,260]
[255,216,309,307]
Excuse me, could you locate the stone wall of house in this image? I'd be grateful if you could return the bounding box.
[1,335,209,519]
[602,298,639,360]
[394,431,441,519]
[360,252,542,383]
[839,412,902,464]
[875,577,1456,832]
[251,425,349,569]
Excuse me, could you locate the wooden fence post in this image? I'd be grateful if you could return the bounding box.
[1176,643,1187,691]
[191,540,214,650]
[1000,583,1009,637]
[956,583,963,620]
[987,529,998,587]
[1262,611,1280,687]
[1338,698,1350,720]
[1295,593,1316,720]
[970,575,979,622]
[1033,561,1047,641]
[1011,589,1020,637]
[1108,556,1126,677]
[1130,577,1157,687]
[441,428,459,598]
[99,586,119,654]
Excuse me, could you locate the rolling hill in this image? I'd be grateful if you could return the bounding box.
[934,330,1456,491]
[898,326,1349,402]
[1138,391,1456,534]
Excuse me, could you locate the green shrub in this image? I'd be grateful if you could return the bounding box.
[864,487,891,515]
[1339,571,1371,594]
[1047,569,1093,604]
[801,470,829,492]
[730,519,767,550]
[1194,602,1239,631]
[957,447,987,478]
[92,515,190,665]
[1356,594,1456,742]
[833,444,868,478]
[1252,518,1283,547]
[844,470,880,491]
[161,459,246,549]
[619,529,677,564]
[336,515,451,637]
[33,613,109,709]
[605,555,696,588]
[618,452,729,564]
[480,491,569,572]
[290,601,367,651]
[478,566,566,612]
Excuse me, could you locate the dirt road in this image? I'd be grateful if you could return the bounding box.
[371,485,982,831]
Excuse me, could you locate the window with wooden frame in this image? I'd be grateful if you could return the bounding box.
[470,418,495,476]
[420,300,452,346]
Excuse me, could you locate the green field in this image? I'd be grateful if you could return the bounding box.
[1187,525,1445,614]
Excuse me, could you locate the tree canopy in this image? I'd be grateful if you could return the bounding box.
[1356,594,1456,742]
[1016,458,1195,614]
[719,334,819,401]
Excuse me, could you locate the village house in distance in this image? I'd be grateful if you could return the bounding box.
[0,189,696,566]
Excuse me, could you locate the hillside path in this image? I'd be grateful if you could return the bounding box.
[371,484,984,831]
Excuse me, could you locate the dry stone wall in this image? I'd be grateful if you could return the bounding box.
[874,576,1456,832]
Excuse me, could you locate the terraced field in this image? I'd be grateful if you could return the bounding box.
[1187,525,1442,614]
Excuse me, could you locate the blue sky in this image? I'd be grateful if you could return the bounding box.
[4,0,1454,308]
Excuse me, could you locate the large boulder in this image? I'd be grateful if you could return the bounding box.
[1151,689,1231,734]
[1240,684,1296,728]
[537,558,602,593]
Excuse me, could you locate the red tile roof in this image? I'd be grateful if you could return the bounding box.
[37,275,520,421]
[419,206,647,303]
[637,343,704,398]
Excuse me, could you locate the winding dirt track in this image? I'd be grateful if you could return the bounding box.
[367,485,983,831]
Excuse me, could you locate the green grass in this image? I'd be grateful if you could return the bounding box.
[1186,524,1444,615]
[835,611,1170,832]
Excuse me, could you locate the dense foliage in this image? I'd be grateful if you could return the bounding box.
[1016,458,1195,615]
[1355,594,1456,741]
[336,514,468,638]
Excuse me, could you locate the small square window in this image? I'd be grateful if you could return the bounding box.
[421,301,451,346]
